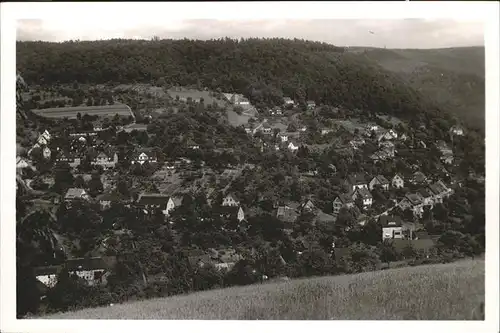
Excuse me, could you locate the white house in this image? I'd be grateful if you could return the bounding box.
[288,142,299,152]
[392,174,405,189]
[36,130,52,145]
[92,152,119,169]
[64,188,90,202]
[369,175,390,191]
[16,156,31,170]
[283,97,294,105]
[377,129,398,142]
[450,125,464,136]
[42,147,51,159]
[352,187,373,208]
[165,196,184,216]
[279,133,289,142]
[34,256,117,288]
[347,173,369,192]
[131,150,157,165]
[321,128,332,135]
[380,215,404,241]
[222,193,240,207]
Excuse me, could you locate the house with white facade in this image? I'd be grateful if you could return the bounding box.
[34,256,117,288]
[64,188,90,202]
[391,174,405,188]
[136,193,171,215]
[92,151,119,169]
[165,196,184,216]
[347,173,369,192]
[283,97,294,105]
[222,193,240,207]
[16,156,31,170]
[288,142,299,152]
[131,150,157,165]
[352,187,373,209]
[449,125,464,136]
[369,175,390,191]
[398,193,424,218]
[380,215,404,241]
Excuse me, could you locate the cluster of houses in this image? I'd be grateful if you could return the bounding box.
[330,171,454,237]
[27,130,52,160]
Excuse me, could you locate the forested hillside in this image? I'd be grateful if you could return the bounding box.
[17,38,450,124]
[350,47,485,129]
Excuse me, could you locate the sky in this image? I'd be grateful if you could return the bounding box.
[16,18,484,49]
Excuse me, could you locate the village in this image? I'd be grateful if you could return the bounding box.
[16,81,481,291]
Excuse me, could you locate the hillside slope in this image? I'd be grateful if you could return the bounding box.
[43,259,484,320]
[349,47,485,128]
[17,38,449,123]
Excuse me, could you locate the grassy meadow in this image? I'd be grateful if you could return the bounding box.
[43,258,484,320]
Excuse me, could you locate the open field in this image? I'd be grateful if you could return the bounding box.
[32,104,134,119]
[227,109,252,127]
[43,259,484,320]
[167,87,227,108]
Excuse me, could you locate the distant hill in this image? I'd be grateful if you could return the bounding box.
[43,259,484,320]
[348,46,485,128]
[17,38,455,126]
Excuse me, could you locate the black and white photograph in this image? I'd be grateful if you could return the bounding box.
[1,2,499,332]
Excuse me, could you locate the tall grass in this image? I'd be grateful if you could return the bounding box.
[44,259,484,320]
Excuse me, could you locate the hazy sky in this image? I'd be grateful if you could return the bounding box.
[16,17,484,49]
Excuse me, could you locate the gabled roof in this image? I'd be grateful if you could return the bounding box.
[379,215,403,227]
[392,174,404,180]
[334,194,353,205]
[97,192,123,203]
[224,193,240,203]
[348,173,367,185]
[65,256,117,271]
[354,187,372,199]
[372,175,390,185]
[64,188,87,199]
[405,193,423,205]
[429,181,448,195]
[137,193,170,206]
[413,171,427,183]
[418,188,433,199]
[171,196,184,207]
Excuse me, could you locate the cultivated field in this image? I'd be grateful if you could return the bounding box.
[43,259,484,320]
[32,104,134,119]
[167,87,227,108]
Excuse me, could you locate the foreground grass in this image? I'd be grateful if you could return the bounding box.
[45,259,484,320]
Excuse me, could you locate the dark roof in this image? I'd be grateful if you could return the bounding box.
[220,205,242,216]
[372,175,390,185]
[334,194,353,205]
[97,192,123,202]
[406,193,423,205]
[348,173,367,185]
[379,215,403,227]
[276,205,299,223]
[64,188,87,200]
[418,188,433,199]
[413,171,427,183]
[414,230,431,239]
[187,254,212,267]
[65,256,117,271]
[35,257,117,275]
[354,187,372,199]
[137,193,170,206]
[429,181,448,195]
[34,265,61,276]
